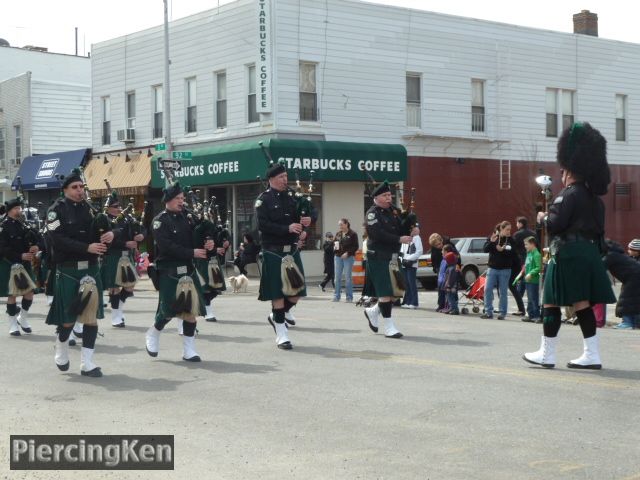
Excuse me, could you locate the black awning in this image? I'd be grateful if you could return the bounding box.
[12,149,89,191]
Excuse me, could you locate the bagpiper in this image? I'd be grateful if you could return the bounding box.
[0,197,39,336]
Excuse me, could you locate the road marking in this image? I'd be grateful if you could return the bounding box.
[331,350,639,390]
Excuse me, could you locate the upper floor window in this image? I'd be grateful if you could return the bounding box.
[185,77,197,133]
[153,85,163,139]
[126,91,136,129]
[102,96,111,145]
[0,128,5,169]
[14,125,22,165]
[299,62,318,122]
[471,79,485,132]
[247,65,259,124]
[546,88,575,137]
[216,71,227,129]
[406,73,421,128]
[616,94,627,142]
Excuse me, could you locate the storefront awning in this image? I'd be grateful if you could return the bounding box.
[150,139,407,188]
[84,152,152,197]
[11,148,89,191]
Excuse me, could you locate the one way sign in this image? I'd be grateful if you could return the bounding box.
[158,159,182,171]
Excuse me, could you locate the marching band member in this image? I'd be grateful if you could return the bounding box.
[145,182,213,362]
[363,181,412,339]
[0,198,39,336]
[101,191,143,328]
[255,161,315,350]
[45,169,114,377]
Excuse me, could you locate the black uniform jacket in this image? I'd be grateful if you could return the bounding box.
[546,182,605,239]
[46,197,99,264]
[365,204,402,260]
[106,214,129,253]
[152,209,195,263]
[0,216,32,265]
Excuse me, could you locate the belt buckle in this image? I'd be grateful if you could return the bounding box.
[176,265,187,275]
[78,261,88,270]
[283,245,291,253]
[122,251,129,257]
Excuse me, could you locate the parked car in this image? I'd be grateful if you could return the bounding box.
[416,237,489,289]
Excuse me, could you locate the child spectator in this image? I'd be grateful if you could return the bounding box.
[520,236,542,323]
[604,240,640,329]
[319,232,335,291]
[443,251,461,315]
[628,239,640,260]
[436,244,452,312]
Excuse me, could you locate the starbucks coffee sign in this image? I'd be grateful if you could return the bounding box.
[256,0,272,113]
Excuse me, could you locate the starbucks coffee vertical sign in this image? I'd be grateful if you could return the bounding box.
[257,0,272,112]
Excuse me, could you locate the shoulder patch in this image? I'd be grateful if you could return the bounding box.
[153,220,162,230]
[48,220,61,231]
[255,199,263,208]
[553,196,563,204]
[367,212,375,220]
[47,211,57,221]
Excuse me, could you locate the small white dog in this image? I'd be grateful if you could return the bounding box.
[228,274,249,293]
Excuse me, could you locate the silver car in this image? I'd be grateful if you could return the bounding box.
[416,237,489,289]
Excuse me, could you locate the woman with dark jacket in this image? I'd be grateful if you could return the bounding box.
[333,218,359,302]
[234,233,260,275]
[604,240,640,329]
[482,221,517,319]
[320,232,335,291]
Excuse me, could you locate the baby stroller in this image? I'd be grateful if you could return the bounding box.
[459,271,487,315]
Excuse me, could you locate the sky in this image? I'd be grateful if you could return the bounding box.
[1,0,639,56]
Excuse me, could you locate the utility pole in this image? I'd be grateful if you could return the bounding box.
[163,0,173,187]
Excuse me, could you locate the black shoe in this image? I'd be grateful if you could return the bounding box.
[19,323,32,334]
[277,341,293,350]
[567,361,602,370]
[73,330,83,339]
[81,367,103,377]
[112,322,125,328]
[56,362,70,372]
[183,355,201,362]
[205,316,217,322]
[385,332,404,339]
[284,317,296,327]
[497,315,506,320]
[512,311,525,316]
[521,316,534,323]
[10,330,21,337]
[146,347,158,358]
[69,338,77,347]
[480,314,493,319]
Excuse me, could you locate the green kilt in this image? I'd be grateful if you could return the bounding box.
[365,256,403,298]
[258,248,306,301]
[101,250,135,289]
[45,263,56,296]
[0,260,35,297]
[543,240,616,306]
[155,261,206,322]
[194,256,227,292]
[46,264,104,326]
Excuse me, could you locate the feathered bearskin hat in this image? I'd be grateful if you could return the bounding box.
[162,181,183,203]
[62,167,83,188]
[104,190,120,208]
[370,180,391,198]
[5,197,24,212]
[557,122,610,195]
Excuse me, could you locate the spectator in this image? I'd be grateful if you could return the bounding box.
[512,216,537,298]
[319,232,335,291]
[604,240,640,330]
[333,218,359,303]
[628,239,640,260]
[482,221,517,320]
[443,251,461,315]
[520,236,542,323]
[429,233,459,311]
[401,225,423,309]
[233,233,260,276]
[437,245,452,313]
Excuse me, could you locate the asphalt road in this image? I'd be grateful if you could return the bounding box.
[1,278,639,480]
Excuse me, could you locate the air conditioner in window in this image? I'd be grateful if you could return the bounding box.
[117,128,136,143]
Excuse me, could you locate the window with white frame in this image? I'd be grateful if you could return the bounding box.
[561,90,575,131]
[299,62,318,121]
[547,88,575,137]
[216,72,227,129]
[126,91,136,130]
[471,79,485,132]
[616,94,627,142]
[153,85,163,139]
[545,89,558,137]
[0,128,5,169]
[14,125,22,165]
[102,96,111,145]
[406,73,421,128]
[185,78,197,133]
[247,65,258,124]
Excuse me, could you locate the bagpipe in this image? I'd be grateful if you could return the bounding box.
[74,167,112,243]
[9,176,40,295]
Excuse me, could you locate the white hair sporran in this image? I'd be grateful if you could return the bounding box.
[281,254,305,297]
[68,275,100,325]
[173,275,200,320]
[8,263,37,297]
[207,257,224,289]
[389,256,406,298]
[115,256,139,289]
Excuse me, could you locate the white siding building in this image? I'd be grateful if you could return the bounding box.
[90,0,640,273]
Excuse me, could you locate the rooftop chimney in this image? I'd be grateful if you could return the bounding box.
[573,10,598,37]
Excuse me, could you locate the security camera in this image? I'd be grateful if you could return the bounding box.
[535,175,552,188]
